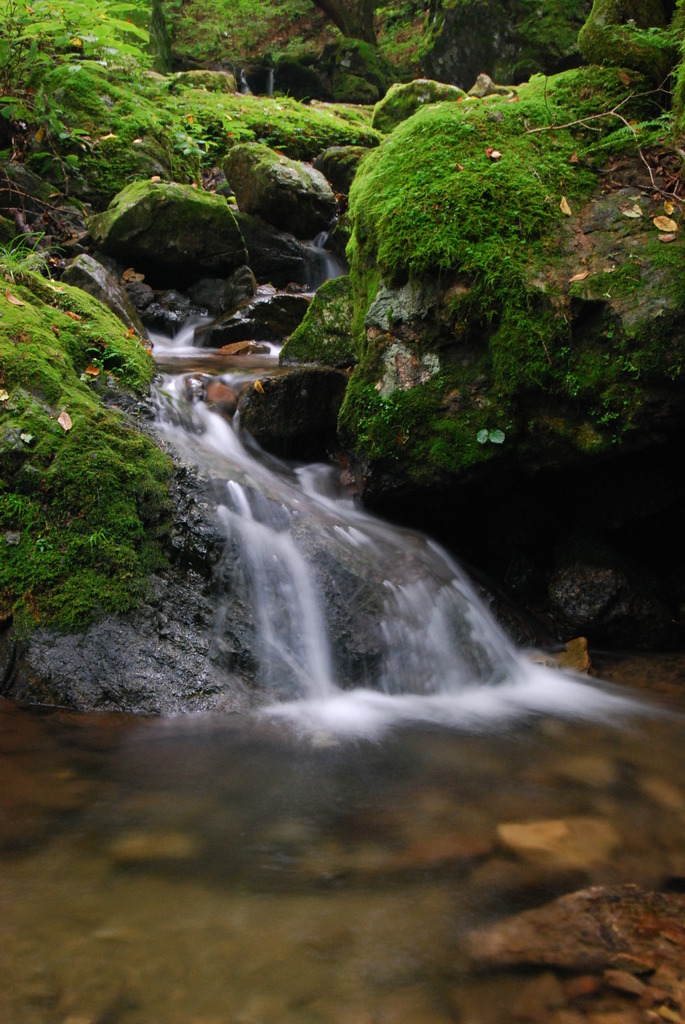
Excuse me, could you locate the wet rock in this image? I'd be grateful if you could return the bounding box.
[496,817,620,870]
[86,179,247,289]
[235,211,324,287]
[109,829,200,863]
[61,254,148,339]
[224,142,336,238]
[141,289,205,332]
[273,56,332,102]
[194,290,310,347]
[205,379,242,416]
[217,340,269,357]
[188,266,257,316]
[237,367,348,460]
[372,79,467,134]
[124,278,155,312]
[464,885,685,972]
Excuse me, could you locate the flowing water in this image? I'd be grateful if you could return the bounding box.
[2,322,685,1023]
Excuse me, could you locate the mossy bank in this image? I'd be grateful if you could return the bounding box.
[0,271,172,634]
[334,66,685,502]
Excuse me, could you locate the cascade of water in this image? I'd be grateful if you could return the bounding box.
[151,329,639,733]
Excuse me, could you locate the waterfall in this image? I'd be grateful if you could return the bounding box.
[151,331,637,736]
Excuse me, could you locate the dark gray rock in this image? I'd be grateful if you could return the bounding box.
[188,266,257,316]
[548,540,676,648]
[193,289,310,347]
[238,367,348,460]
[235,212,322,287]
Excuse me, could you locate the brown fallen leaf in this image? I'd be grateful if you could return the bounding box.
[99,132,117,141]
[664,200,676,215]
[618,71,632,86]
[560,196,572,216]
[0,389,8,402]
[5,290,25,306]
[653,215,678,232]
[149,175,161,182]
[253,379,265,394]
[569,152,579,164]
[84,364,101,376]
[455,162,464,171]
[121,267,144,283]
[57,411,72,432]
[659,233,677,243]
[485,146,502,160]
[569,270,589,283]
[64,310,82,321]
[51,324,60,336]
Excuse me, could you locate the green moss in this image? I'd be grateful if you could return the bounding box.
[0,272,172,632]
[371,79,467,134]
[29,61,381,205]
[280,276,357,368]
[578,0,677,82]
[341,65,684,484]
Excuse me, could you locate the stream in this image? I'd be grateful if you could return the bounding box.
[2,320,685,1023]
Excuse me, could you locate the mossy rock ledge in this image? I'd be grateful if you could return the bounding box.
[329,66,685,603]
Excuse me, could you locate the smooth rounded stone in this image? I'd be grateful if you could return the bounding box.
[124,278,155,311]
[496,817,620,870]
[224,142,337,238]
[602,968,646,997]
[464,885,685,972]
[86,179,247,288]
[638,775,685,811]
[372,79,467,134]
[217,340,269,357]
[61,254,148,339]
[108,829,200,863]
[553,754,619,789]
[205,379,243,417]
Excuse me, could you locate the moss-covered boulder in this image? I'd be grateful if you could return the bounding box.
[372,79,467,134]
[340,67,684,501]
[172,69,237,93]
[281,276,358,369]
[224,142,337,238]
[0,271,172,634]
[320,38,394,104]
[578,0,677,82]
[421,0,593,88]
[87,179,247,288]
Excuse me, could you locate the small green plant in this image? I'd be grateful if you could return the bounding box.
[477,428,506,445]
[0,234,48,283]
